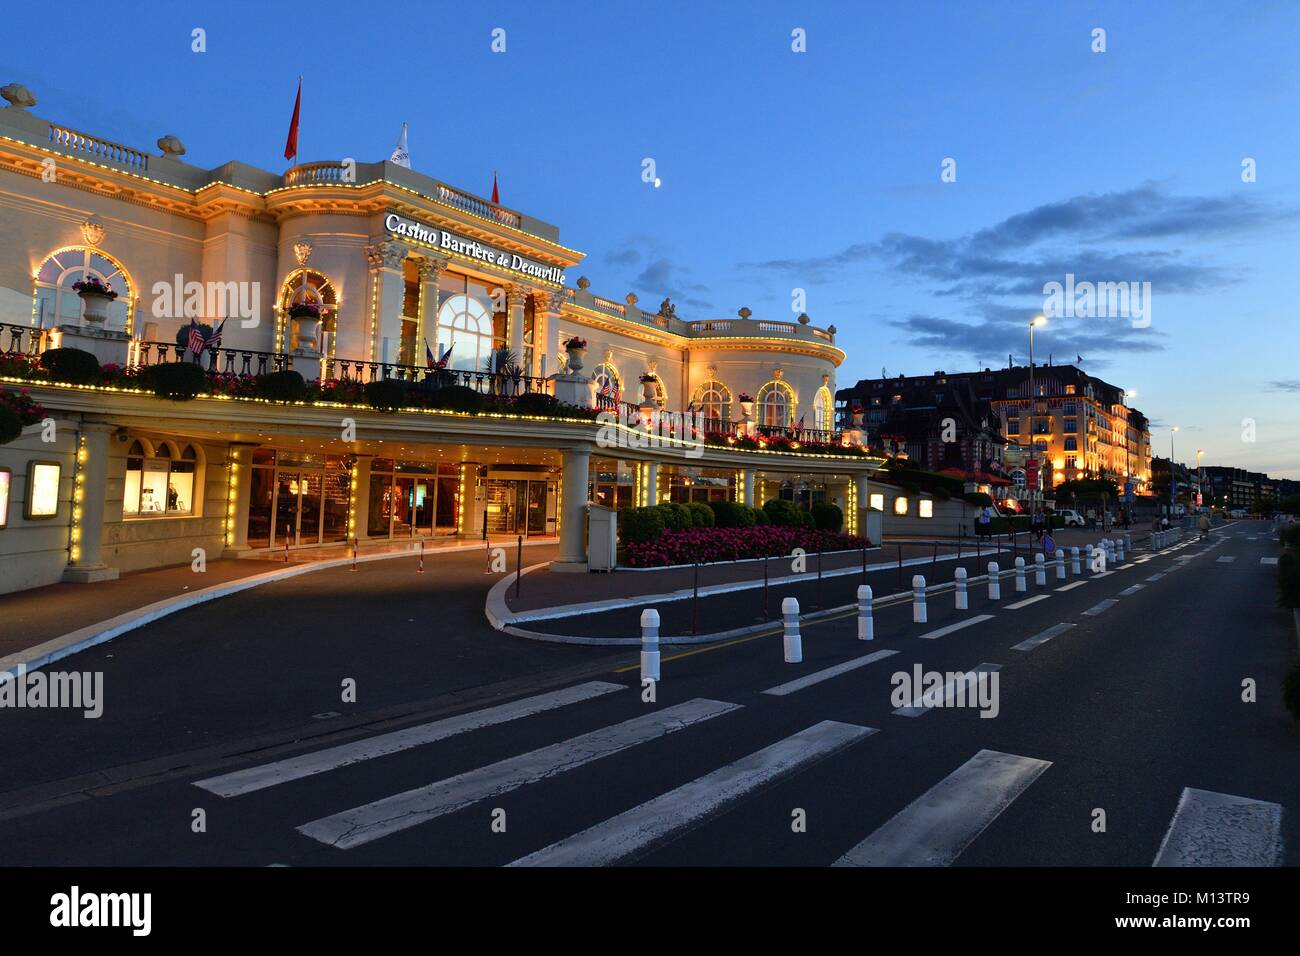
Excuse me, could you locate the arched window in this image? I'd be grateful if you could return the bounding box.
[592,362,621,399]
[692,380,732,423]
[756,381,795,428]
[278,270,338,353]
[813,386,834,432]
[435,293,494,372]
[33,248,133,333]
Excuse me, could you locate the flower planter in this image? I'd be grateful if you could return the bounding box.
[739,400,754,419]
[641,381,657,403]
[565,346,586,374]
[78,290,114,325]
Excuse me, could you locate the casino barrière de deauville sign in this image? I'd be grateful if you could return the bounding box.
[384,213,565,285]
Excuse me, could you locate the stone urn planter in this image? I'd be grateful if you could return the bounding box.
[639,377,658,403]
[738,396,755,420]
[73,277,118,326]
[562,336,587,374]
[288,303,322,352]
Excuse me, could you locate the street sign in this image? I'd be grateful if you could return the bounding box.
[1043,534,1056,554]
[1025,458,1039,486]
[1124,480,1134,503]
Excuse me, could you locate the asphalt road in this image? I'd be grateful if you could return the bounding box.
[0,521,1295,867]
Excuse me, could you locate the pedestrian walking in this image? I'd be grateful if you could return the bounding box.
[1198,512,1211,541]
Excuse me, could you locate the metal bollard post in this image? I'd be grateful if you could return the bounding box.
[1115,537,1124,563]
[857,585,873,641]
[988,562,1001,600]
[640,608,660,683]
[1086,543,1095,571]
[418,538,425,573]
[1071,546,1081,575]
[1034,552,1046,586]
[954,567,968,610]
[1014,556,1027,592]
[782,596,802,663]
[912,575,928,623]
[1055,548,1066,580]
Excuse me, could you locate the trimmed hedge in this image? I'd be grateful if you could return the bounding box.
[364,379,408,411]
[40,348,100,385]
[763,498,806,527]
[811,502,843,531]
[684,501,715,529]
[137,361,206,400]
[964,491,993,507]
[654,502,692,532]
[254,370,308,403]
[709,500,757,529]
[1284,661,1300,721]
[513,392,560,416]
[1278,549,1299,609]
[617,506,666,545]
[0,404,21,444]
[753,505,770,525]
[430,385,485,414]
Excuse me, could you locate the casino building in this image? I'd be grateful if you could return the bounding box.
[0,82,885,594]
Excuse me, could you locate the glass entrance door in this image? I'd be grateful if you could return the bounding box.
[274,470,325,547]
[275,472,301,548]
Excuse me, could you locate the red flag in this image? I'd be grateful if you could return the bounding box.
[491,171,499,205]
[283,79,301,162]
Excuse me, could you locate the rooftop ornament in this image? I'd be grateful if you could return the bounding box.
[0,83,36,110]
[576,276,591,290]
[157,135,186,159]
[738,307,752,319]
[797,312,810,325]
[626,292,638,306]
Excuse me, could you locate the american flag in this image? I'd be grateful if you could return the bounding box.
[432,343,453,369]
[186,320,205,356]
[205,319,225,350]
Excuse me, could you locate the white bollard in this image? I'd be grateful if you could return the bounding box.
[1055,549,1066,580]
[782,596,802,663]
[1034,552,1046,586]
[857,585,873,641]
[988,561,1001,600]
[1124,532,1132,554]
[912,574,928,623]
[1115,537,1125,562]
[1086,543,1095,570]
[640,608,660,683]
[954,567,968,610]
[1014,557,1027,592]
[1071,546,1081,575]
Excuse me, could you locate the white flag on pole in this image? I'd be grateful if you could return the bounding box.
[389,122,410,168]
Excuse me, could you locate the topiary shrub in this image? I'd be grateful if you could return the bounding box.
[763,498,805,527]
[513,392,560,416]
[752,504,770,525]
[685,501,715,529]
[430,384,486,414]
[137,361,207,400]
[364,379,409,411]
[708,500,756,529]
[0,404,21,444]
[618,505,666,545]
[811,502,843,531]
[1278,549,1300,609]
[964,491,993,508]
[654,502,692,532]
[253,370,308,403]
[40,347,101,385]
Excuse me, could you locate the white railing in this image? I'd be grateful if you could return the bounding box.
[48,124,148,171]
[435,183,521,229]
[591,296,626,316]
[284,162,351,186]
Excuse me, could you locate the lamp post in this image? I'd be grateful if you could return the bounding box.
[1028,315,1047,511]
[1196,448,1205,509]
[1168,425,1179,514]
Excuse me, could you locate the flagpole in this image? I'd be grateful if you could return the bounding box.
[295,76,301,168]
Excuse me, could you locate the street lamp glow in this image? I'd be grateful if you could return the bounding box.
[1030,315,1048,328]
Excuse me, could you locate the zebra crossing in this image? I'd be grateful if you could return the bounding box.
[190,670,1288,866]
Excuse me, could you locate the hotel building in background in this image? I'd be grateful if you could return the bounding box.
[0,82,887,594]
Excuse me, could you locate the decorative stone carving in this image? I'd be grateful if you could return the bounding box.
[706,364,717,378]
[772,367,784,380]
[659,297,677,320]
[822,373,831,386]
[531,290,555,314]
[292,240,314,267]
[625,292,638,306]
[417,254,449,282]
[576,276,591,290]
[365,240,407,272]
[738,306,752,319]
[505,286,530,308]
[646,359,658,374]
[80,215,105,247]
[0,83,36,110]
[797,312,810,325]
[827,324,837,335]
[157,135,186,158]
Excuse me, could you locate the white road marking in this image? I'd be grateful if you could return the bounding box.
[892,663,1001,717]
[1055,581,1087,592]
[1146,573,1166,582]
[1004,595,1049,610]
[1153,787,1283,867]
[1260,557,1278,566]
[296,698,739,849]
[1091,571,1114,578]
[834,749,1052,866]
[1081,599,1118,616]
[1215,556,1236,563]
[762,649,898,696]
[196,681,626,797]
[1012,622,1074,652]
[509,721,875,866]
[915,614,996,640]
[1119,584,1144,596]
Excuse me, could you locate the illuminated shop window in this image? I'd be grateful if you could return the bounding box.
[919,499,934,518]
[0,467,9,527]
[893,496,908,516]
[124,441,198,517]
[869,493,884,511]
[26,461,60,519]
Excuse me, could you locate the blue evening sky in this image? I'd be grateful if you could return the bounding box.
[4,0,1297,475]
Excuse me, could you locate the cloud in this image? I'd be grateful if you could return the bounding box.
[888,312,1166,365]
[1267,380,1300,393]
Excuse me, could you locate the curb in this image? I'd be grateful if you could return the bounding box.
[0,538,555,680]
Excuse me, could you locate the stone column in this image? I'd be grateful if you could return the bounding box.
[63,422,118,583]
[352,454,374,541]
[553,445,592,572]
[742,469,756,507]
[506,285,529,362]
[416,255,448,366]
[530,290,558,379]
[640,460,660,507]
[364,240,408,365]
[856,472,873,540]
[222,441,261,554]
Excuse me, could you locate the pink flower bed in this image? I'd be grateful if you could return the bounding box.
[624,525,870,568]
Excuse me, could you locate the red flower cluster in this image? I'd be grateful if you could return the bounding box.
[624,525,870,568]
[72,275,118,299]
[0,386,46,425]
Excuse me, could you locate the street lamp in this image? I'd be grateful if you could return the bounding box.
[1196,448,1205,509]
[1168,426,1179,513]
[1028,315,1047,510]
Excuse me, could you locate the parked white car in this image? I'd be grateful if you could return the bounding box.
[1057,509,1086,527]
